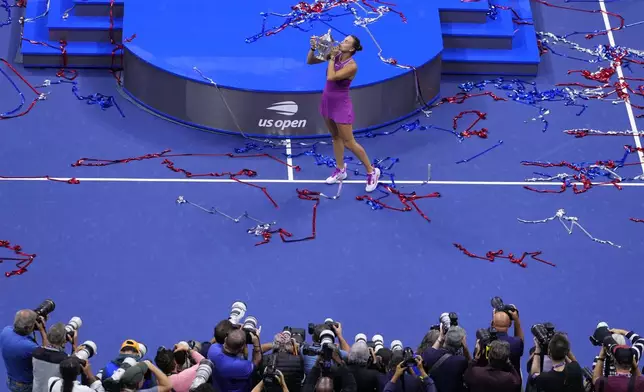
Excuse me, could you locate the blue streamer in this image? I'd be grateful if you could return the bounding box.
[0,65,26,117]
[1,0,13,28]
[71,84,125,117]
[456,140,503,164]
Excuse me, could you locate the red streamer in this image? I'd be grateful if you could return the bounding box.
[0,175,79,184]
[0,58,44,120]
[21,38,77,80]
[453,110,488,138]
[257,188,322,245]
[108,0,135,84]
[72,149,300,208]
[0,240,36,277]
[453,243,556,268]
[630,218,644,223]
[521,160,623,195]
[356,185,440,222]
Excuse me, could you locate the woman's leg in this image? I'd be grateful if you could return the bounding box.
[336,123,381,192]
[336,123,373,173]
[324,118,345,169]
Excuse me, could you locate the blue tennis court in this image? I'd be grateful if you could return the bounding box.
[1,0,644,377]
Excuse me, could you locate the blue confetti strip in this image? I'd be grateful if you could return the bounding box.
[1,0,14,27]
[71,85,125,117]
[456,140,503,164]
[0,65,26,117]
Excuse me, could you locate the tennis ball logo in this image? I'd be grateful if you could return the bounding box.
[259,101,307,130]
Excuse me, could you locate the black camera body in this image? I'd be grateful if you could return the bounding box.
[401,347,416,368]
[34,299,55,319]
[476,327,498,347]
[308,320,338,337]
[531,322,556,347]
[263,354,280,387]
[283,327,306,345]
[491,297,517,317]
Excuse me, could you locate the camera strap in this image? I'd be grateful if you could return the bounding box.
[628,375,637,392]
[49,379,60,392]
[428,353,452,375]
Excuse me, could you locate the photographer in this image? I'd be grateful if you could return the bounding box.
[529,333,584,392]
[301,349,356,392]
[593,345,644,391]
[252,370,289,392]
[464,340,521,392]
[421,326,469,392]
[118,360,173,392]
[302,323,350,375]
[491,308,525,375]
[346,340,381,392]
[208,328,262,392]
[155,341,206,392]
[594,328,644,379]
[383,355,435,392]
[0,309,49,392]
[417,331,440,356]
[200,320,236,358]
[33,323,77,392]
[47,356,104,392]
[97,340,147,381]
[258,332,304,392]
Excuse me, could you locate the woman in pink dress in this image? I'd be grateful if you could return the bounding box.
[307,34,381,192]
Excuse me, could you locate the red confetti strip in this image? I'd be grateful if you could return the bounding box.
[108,0,135,84]
[453,110,488,139]
[0,58,44,120]
[437,91,506,106]
[0,240,36,277]
[521,160,623,195]
[453,243,556,268]
[72,149,300,208]
[0,175,79,184]
[256,188,324,245]
[630,218,644,223]
[356,185,440,222]
[21,38,77,80]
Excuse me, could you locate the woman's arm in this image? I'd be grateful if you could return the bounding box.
[326,57,356,81]
[307,37,324,65]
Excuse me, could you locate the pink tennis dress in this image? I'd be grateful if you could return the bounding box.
[319,54,354,124]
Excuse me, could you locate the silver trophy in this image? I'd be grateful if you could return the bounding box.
[312,29,338,61]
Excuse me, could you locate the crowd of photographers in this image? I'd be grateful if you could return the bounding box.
[2,298,644,392]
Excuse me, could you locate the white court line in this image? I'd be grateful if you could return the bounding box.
[284,139,294,181]
[598,0,644,175]
[1,177,644,186]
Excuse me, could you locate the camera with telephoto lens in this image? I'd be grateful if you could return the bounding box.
[401,347,417,368]
[102,357,138,392]
[302,328,336,370]
[34,299,55,319]
[173,341,196,372]
[355,333,384,353]
[73,341,97,365]
[390,340,403,352]
[431,312,459,333]
[189,359,214,392]
[228,301,247,325]
[283,326,306,345]
[491,297,518,317]
[308,318,339,338]
[531,322,556,347]
[242,316,260,342]
[589,322,636,365]
[65,317,82,339]
[263,354,280,387]
[476,327,498,347]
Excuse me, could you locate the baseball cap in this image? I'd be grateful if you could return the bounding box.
[120,362,149,387]
[445,326,466,348]
[121,339,143,355]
